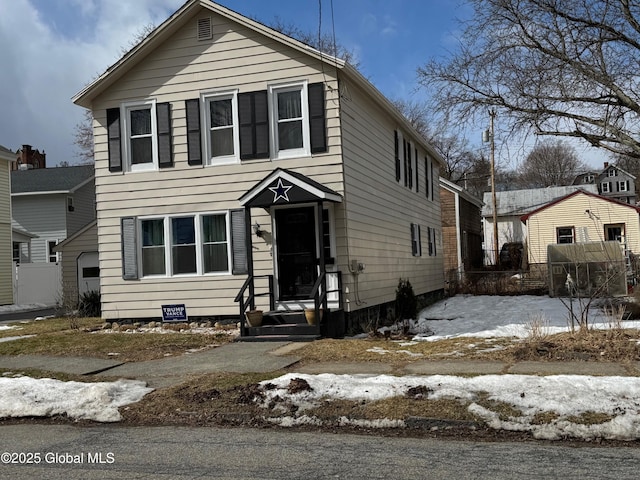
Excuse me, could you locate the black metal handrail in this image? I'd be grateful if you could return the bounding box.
[234,275,274,330]
[309,271,343,328]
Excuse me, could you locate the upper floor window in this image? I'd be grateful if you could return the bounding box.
[618,181,628,192]
[203,91,239,165]
[123,100,157,172]
[608,168,617,177]
[270,82,310,159]
[601,182,611,193]
[584,174,594,183]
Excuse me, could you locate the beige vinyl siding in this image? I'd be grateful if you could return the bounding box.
[0,161,12,304]
[526,192,640,264]
[91,12,344,319]
[57,222,98,307]
[339,78,444,310]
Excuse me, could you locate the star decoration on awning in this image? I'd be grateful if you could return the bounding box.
[269,178,293,202]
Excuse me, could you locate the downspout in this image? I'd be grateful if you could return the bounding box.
[455,191,463,278]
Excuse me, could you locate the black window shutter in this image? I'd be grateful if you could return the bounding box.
[156,102,173,168]
[394,131,400,181]
[121,217,138,280]
[107,108,122,172]
[308,82,327,153]
[230,209,248,275]
[403,139,409,187]
[239,91,269,160]
[430,161,434,200]
[408,144,413,189]
[425,156,430,198]
[410,223,417,256]
[415,148,419,193]
[185,99,202,165]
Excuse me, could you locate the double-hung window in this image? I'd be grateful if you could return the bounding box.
[141,219,166,276]
[557,227,575,244]
[203,91,239,164]
[123,100,157,172]
[202,214,229,273]
[270,82,310,159]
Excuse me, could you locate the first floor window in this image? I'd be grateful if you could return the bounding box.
[13,242,20,263]
[202,214,229,273]
[411,223,421,256]
[139,213,231,277]
[48,240,58,263]
[172,217,196,274]
[557,227,574,244]
[141,219,166,276]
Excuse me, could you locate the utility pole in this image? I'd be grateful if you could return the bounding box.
[483,110,498,266]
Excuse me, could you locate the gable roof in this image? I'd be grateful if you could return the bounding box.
[602,164,637,180]
[11,165,94,195]
[71,0,444,168]
[482,184,599,217]
[239,168,342,208]
[520,189,640,222]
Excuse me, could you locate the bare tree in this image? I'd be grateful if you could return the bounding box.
[418,0,640,159]
[73,23,156,164]
[518,141,586,188]
[265,16,359,67]
[73,109,94,164]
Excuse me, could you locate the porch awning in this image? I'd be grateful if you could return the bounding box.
[238,168,342,208]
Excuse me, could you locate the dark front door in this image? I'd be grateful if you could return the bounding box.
[275,207,317,301]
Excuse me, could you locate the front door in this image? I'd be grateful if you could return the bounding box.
[275,207,317,301]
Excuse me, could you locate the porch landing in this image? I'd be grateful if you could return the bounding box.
[238,310,344,342]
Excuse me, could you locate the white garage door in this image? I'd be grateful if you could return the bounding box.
[77,252,100,296]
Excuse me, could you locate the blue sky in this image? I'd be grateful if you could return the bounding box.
[0,0,604,168]
[0,0,472,166]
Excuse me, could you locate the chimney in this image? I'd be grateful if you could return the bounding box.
[604,161,609,168]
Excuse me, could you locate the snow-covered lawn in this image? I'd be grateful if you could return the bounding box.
[3,295,640,441]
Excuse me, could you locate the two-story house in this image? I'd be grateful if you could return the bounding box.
[72,0,445,338]
[573,162,637,204]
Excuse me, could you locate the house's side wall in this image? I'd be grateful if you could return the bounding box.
[0,161,12,304]
[11,195,66,263]
[91,11,344,319]
[526,193,640,265]
[66,180,96,237]
[440,187,459,274]
[339,77,444,313]
[458,196,483,270]
[58,223,98,308]
[482,215,526,265]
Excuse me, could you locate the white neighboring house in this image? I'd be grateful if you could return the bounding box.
[481,185,599,265]
[0,145,14,304]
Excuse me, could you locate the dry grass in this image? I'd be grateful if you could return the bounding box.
[0,317,234,362]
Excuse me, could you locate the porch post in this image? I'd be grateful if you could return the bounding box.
[244,207,255,309]
[317,201,327,313]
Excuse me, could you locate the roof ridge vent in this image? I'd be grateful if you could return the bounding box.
[197,17,212,41]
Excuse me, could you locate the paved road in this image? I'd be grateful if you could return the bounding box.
[0,425,639,479]
[0,308,56,324]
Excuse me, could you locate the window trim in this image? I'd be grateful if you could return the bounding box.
[269,81,311,160]
[618,180,628,192]
[201,90,240,166]
[411,223,422,257]
[121,99,158,172]
[557,226,575,244]
[138,211,232,278]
